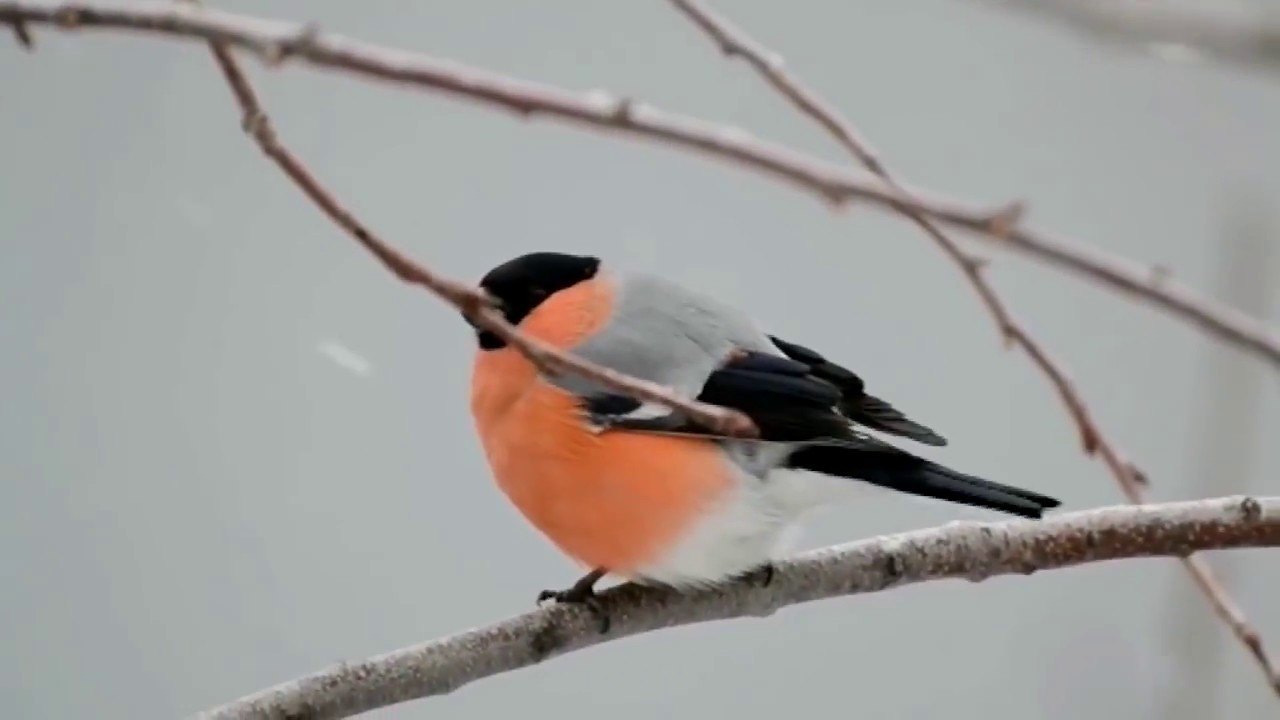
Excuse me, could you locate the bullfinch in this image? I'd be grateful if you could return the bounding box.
[468,251,1060,622]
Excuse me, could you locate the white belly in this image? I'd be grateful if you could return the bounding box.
[630,461,866,588]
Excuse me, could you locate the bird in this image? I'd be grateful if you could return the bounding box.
[467,251,1061,626]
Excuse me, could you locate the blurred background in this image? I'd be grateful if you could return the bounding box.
[2,1,1278,717]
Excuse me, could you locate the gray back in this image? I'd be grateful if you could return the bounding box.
[551,269,780,399]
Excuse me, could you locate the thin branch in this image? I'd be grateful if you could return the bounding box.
[667,0,1133,472]
[925,198,1280,368]
[194,19,756,438]
[2,2,1279,372]
[195,496,1280,719]
[666,0,1280,693]
[972,0,1280,77]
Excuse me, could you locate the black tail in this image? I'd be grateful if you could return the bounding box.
[789,443,1061,519]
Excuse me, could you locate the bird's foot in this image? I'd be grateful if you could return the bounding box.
[536,568,610,634]
[740,562,776,588]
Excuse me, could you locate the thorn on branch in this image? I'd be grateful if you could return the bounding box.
[51,7,81,28]
[1243,627,1265,651]
[240,108,272,143]
[8,17,32,48]
[1079,423,1100,455]
[611,97,635,125]
[999,324,1019,350]
[822,188,852,210]
[264,22,320,66]
[1127,462,1150,487]
[985,200,1026,239]
[862,155,886,176]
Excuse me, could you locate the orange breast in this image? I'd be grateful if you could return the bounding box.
[469,275,732,575]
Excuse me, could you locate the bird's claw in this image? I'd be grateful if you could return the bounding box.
[536,569,611,634]
[741,562,776,588]
[536,586,593,604]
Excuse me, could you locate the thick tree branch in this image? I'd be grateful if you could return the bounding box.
[973,0,1280,77]
[666,0,1280,693]
[195,496,1280,719]
[2,1,1279,371]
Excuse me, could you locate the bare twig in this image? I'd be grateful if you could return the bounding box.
[972,0,1280,76]
[3,1,1279,371]
[924,198,1280,367]
[195,496,1280,719]
[668,0,1134,471]
[199,24,756,438]
[667,0,1280,693]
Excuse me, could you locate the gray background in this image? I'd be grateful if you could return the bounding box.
[2,1,1278,718]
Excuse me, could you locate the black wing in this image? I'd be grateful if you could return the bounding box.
[767,336,946,446]
[578,338,1061,519]
[579,351,849,442]
[580,335,943,447]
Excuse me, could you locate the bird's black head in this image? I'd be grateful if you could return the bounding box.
[472,251,601,350]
